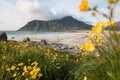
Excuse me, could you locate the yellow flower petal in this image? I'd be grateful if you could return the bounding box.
[107,0,118,3]
[83,76,87,80]
[78,0,90,12]
[92,12,97,17]
[107,20,115,27]
[80,42,95,52]
[11,65,16,71]
[88,33,94,39]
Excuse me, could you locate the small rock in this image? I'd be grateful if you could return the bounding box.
[41,39,48,45]
[11,37,15,39]
[0,32,7,41]
[22,37,30,42]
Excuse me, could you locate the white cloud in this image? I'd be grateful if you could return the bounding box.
[16,0,83,21]
[0,0,8,4]
[114,8,120,20]
[0,0,26,30]
[16,0,54,20]
[97,7,120,22]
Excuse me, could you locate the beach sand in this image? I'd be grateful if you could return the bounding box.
[8,32,90,47]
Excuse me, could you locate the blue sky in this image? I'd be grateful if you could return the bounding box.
[0,0,120,30]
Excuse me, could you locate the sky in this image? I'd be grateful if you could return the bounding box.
[0,0,120,31]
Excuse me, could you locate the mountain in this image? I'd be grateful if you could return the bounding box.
[18,16,92,31]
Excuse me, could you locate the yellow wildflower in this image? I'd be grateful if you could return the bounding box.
[78,0,90,12]
[93,5,97,10]
[11,65,16,71]
[20,51,23,54]
[53,48,57,51]
[2,56,6,59]
[107,20,115,27]
[56,66,61,69]
[116,46,120,52]
[36,67,40,72]
[23,66,28,73]
[22,72,25,76]
[27,66,32,70]
[66,54,69,61]
[31,75,37,79]
[95,34,103,46]
[13,72,17,77]
[80,52,89,60]
[82,52,89,57]
[47,49,50,53]
[16,67,19,70]
[92,12,97,17]
[107,0,118,3]
[95,52,100,57]
[76,59,79,63]
[92,25,102,33]
[31,61,38,66]
[25,78,29,80]
[28,59,31,62]
[80,42,95,52]
[30,71,37,79]
[92,22,106,33]
[30,71,34,75]
[56,63,61,69]
[83,76,87,80]
[18,62,24,66]
[38,73,42,78]
[6,68,11,71]
[29,65,41,79]
[88,33,94,39]
[75,46,79,50]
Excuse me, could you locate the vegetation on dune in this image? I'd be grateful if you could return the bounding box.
[0,0,120,80]
[0,41,84,80]
[74,0,120,80]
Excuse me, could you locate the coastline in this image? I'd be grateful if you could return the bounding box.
[6,31,90,47]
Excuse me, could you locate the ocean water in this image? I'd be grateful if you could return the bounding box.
[5,31,63,36]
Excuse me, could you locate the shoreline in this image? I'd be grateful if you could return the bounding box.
[7,31,90,47]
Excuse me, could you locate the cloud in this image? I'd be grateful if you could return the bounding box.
[97,7,120,22]
[0,0,27,30]
[16,0,54,21]
[114,8,120,20]
[16,0,82,21]
[49,0,81,18]
[0,0,8,4]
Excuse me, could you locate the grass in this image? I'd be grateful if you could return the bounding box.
[0,30,120,80]
[0,41,82,80]
[72,30,120,80]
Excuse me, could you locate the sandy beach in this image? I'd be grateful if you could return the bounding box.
[8,31,90,47]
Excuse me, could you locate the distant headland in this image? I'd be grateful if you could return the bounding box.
[18,16,92,31]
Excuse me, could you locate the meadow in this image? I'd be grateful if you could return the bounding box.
[0,41,83,80]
